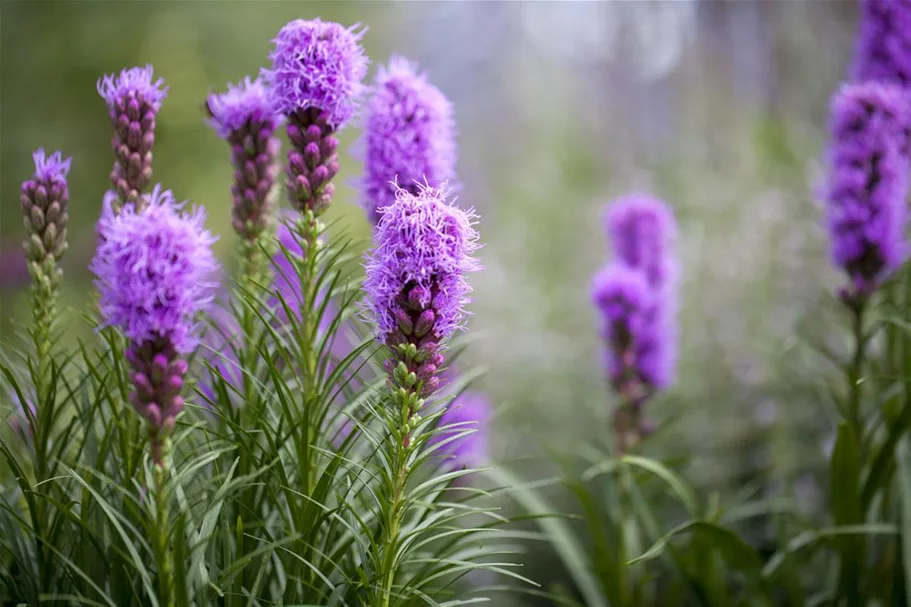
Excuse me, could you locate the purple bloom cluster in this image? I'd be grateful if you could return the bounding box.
[264,19,368,216]
[602,194,678,390]
[263,18,368,128]
[824,82,911,301]
[428,391,491,470]
[97,65,168,212]
[363,185,481,398]
[359,56,457,225]
[92,185,218,354]
[591,264,650,393]
[206,77,282,241]
[852,0,911,88]
[20,149,72,287]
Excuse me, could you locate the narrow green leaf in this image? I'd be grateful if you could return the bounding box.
[830,422,863,604]
[897,438,911,607]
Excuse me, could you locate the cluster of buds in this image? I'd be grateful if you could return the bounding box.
[285,109,340,216]
[97,65,168,213]
[206,76,281,242]
[20,150,71,295]
[126,340,188,464]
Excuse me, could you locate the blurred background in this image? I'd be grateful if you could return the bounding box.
[0,1,864,600]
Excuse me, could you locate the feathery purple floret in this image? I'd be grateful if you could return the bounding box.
[97,65,168,211]
[263,18,368,128]
[91,185,218,354]
[825,82,911,300]
[32,149,72,183]
[852,0,911,87]
[360,56,457,225]
[429,391,491,470]
[363,185,481,398]
[207,76,278,138]
[206,77,282,241]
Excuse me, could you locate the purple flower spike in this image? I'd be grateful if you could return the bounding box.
[20,149,71,289]
[429,391,491,471]
[206,76,282,242]
[264,18,368,128]
[97,65,168,212]
[264,19,368,216]
[92,185,218,353]
[92,185,217,463]
[363,184,481,398]
[852,0,911,88]
[360,56,457,225]
[825,82,911,301]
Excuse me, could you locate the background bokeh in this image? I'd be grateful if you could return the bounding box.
[0,1,865,600]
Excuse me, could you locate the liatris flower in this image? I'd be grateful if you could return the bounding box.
[97,65,168,213]
[92,185,218,463]
[428,391,491,470]
[363,185,481,399]
[852,0,911,88]
[263,18,368,216]
[206,76,282,242]
[21,150,71,290]
[603,194,678,390]
[824,82,911,302]
[359,56,457,225]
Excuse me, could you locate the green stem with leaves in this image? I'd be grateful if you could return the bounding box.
[152,443,174,607]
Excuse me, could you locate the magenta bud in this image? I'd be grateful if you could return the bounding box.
[144,402,162,428]
[305,125,322,142]
[414,309,435,337]
[396,309,414,335]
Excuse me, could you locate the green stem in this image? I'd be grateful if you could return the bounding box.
[296,213,322,496]
[152,445,174,607]
[848,302,866,443]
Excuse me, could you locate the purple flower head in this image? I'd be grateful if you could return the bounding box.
[91,185,219,354]
[359,56,458,225]
[604,194,677,290]
[363,184,481,342]
[825,82,911,299]
[206,76,279,139]
[428,391,491,470]
[97,65,168,110]
[852,0,911,87]
[263,18,368,128]
[97,65,168,211]
[21,149,72,286]
[206,76,282,241]
[32,149,72,184]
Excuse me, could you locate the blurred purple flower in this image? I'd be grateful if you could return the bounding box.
[824,82,911,300]
[97,65,168,212]
[852,0,911,88]
[359,56,457,225]
[0,247,28,290]
[362,185,481,398]
[428,390,491,470]
[206,77,282,242]
[602,194,678,390]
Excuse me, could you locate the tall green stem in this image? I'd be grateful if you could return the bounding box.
[296,212,322,496]
[848,302,866,442]
[152,447,174,607]
[379,389,414,607]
